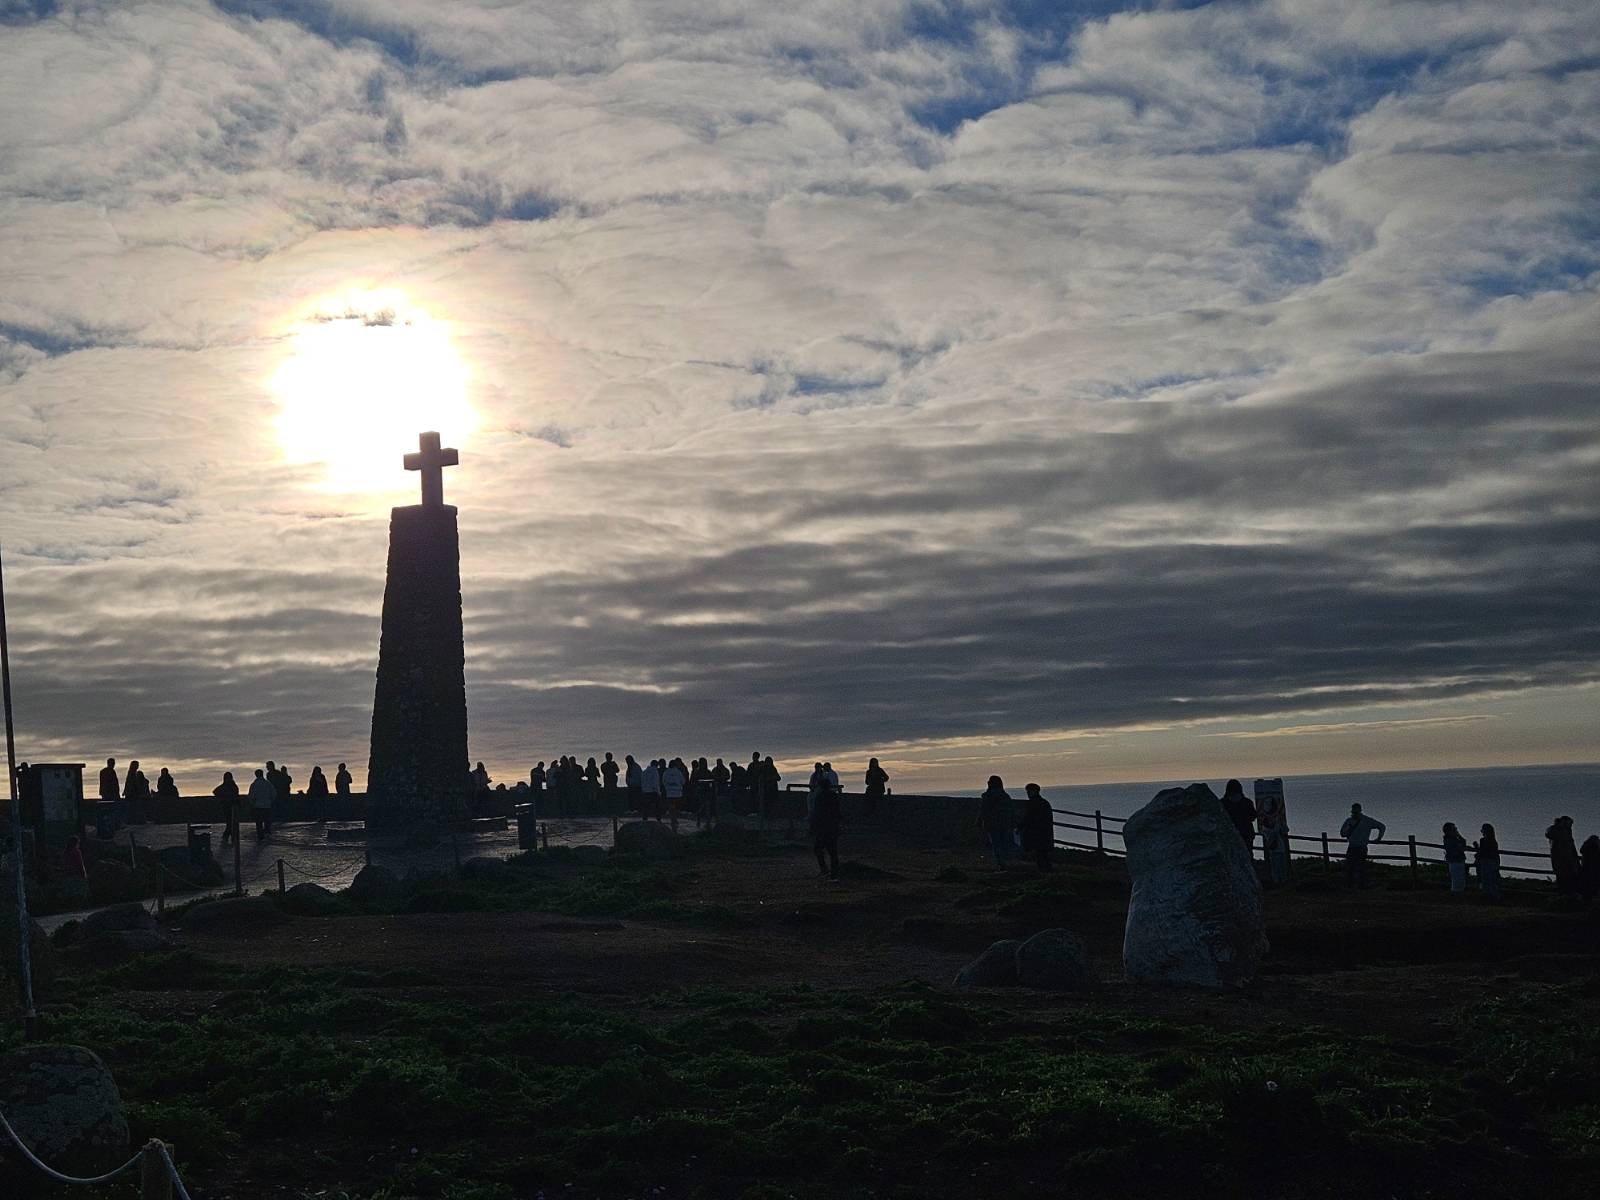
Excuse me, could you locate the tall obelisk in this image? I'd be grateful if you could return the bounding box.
[366,431,469,833]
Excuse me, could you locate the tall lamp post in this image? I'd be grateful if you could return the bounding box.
[0,537,37,1030]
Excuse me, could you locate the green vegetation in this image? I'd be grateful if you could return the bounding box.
[7,953,1598,1199]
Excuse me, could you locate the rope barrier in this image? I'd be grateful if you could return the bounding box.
[0,1102,144,1185]
[158,1141,194,1200]
[281,857,366,881]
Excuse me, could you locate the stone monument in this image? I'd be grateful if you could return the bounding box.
[366,432,469,834]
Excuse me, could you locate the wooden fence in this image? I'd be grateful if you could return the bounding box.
[1050,806,1556,879]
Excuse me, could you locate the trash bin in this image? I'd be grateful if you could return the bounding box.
[515,803,539,851]
[186,823,212,865]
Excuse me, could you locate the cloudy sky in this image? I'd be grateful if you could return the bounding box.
[1,0,1596,792]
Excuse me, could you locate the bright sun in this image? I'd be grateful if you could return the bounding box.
[273,291,476,494]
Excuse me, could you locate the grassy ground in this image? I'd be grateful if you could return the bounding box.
[9,831,1600,1199]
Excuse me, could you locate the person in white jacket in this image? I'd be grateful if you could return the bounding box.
[248,768,276,839]
[663,759,686,816]
[640,759,662,821]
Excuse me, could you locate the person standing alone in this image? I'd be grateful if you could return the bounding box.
[1339,803,1386,889]
[811,776,841,880]
[249,768,276,839]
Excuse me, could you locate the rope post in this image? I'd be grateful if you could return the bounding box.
[156,865,165,915]
[1321,832,1330,867]
[140,1140,172,1200]
[275,858,285,895]
[1408,835,1419,883]
[232,830,243,898]
[612,812,619,840]
[1095,810,1104,853]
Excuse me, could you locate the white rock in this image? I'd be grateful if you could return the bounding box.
[1122,783,1268,988]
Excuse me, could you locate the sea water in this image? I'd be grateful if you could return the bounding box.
[964,762,1600,868]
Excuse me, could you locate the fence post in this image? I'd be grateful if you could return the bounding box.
[1408,835,1418,883]
[612,813,619,840]
[276,858,285,895]
[232,832,243,898]
[140,1141,172,1200]
[156,865,164,915]
[1094,810,1104,853]
[1321,832,1330,867]
[541,824,550,851]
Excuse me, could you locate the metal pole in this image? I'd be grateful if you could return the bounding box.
[1408,835,1418,883]
[276,858,285,895]
[1095,809,1104,852]
[1321,832,1330,867]
[0,537,38,1029]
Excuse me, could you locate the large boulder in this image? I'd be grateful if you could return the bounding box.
[348,864,402,908]
[177,895,287,933]
[1014,929,1096,991]
[0,1045,129,1175]
[282,882,339,915]
[954,939,1022,988]
[1122,784,1268,989]
[87,860,137,905]
[613,821,681,860]
[81,903,158,936]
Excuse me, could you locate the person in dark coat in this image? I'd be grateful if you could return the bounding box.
[1219,779,1257,856]
[335,762,352,807]
[306,765,330,822]
[602,753,621,802]
[155,768,179,802]
[979,776,1015,869]
[863,758,889,816]
[1019,783,1055,871]
[1548,816,1581,898]
[1579,835,1600,902]
[99,758,120,804]
[1472,823,1501,901]
[214,771,241,846]
[810,780,842,880]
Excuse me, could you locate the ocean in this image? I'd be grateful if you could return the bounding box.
[962,762,1600,867]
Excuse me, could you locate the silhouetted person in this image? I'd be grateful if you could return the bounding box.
[980,776,1015,869]
[214,771,241,846]
[307,765,330,822]
[664,759,686,816]
[471,761,491,815]
[602,752,620,802]
[530,761,546,798]
[62,834,88,881]
[249,768,275,838]
[729,760,749,809]
[1473,824,1501,901]
[335,762,352,804]
[749,752,765,817]
[123,759,149,824]
[1020,783,1054,872]
[822,761,840,797]
[584,757,600,808]
[807,762,826,818]
[1442,823,1468,895]
[624,755,641,811]
[864,758,888,815]
[99,757,120,805]
[760,756,780,822]
[810,777,841,880]
[641,758,662,820]
[1340,803,1385,889]
[269,761,292,813]
[711,757,730,806]
[155,767,179,803]
[1548,816,1580,898]
[1579,835,1600,902]
[1220,779,1256,855]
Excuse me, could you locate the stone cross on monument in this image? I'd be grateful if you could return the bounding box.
[403,430,458,507]
[366,432,470,835]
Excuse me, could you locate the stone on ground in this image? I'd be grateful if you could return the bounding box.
[1014,928,1096,990]
[1122,783,1268,989]
[177,895,287,932]
[348,864,403,907]
[81,903,157,936]
[954,938,1022,988]
[613,821,681,859]
[0,1045,129,1175]
[283,882,340,914]
[87,860,136,904]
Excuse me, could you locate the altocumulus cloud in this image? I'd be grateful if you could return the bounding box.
[0,0,1596,783]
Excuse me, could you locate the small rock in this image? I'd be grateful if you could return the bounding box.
[613,821,680,860]
[954,939,1022,988]
[282,882,339,915]
[348,864,402,908]
[1014,928,1096,991]
[0,1045,129,1175]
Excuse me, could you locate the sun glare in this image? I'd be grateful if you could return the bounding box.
[273,291,476,495]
